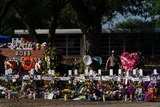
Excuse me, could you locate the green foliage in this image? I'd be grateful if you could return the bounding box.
[0,25,13,35]
[155,18,160,28]
[144,0,160,28]
[14,0,46,29]
[103,0,146,22]
[115,19,155,29]
[72,57,85,74]
[42,47,63,71]
[57,3,79,28]
[144,0,160,17]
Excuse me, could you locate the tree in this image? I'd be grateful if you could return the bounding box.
[0,0,149,56]
[69,0,145,56]
[57,3,79,29]
[43,0,68,46]
[115,19,155,30]
[0,0,16,35]
[0,0,15,25]
[11,0,46,42]
[70,0,105,56]
[144,0,160,27]
[11,0,69,44]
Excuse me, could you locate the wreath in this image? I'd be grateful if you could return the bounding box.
[6,61,17,70]
[22,57,35,71]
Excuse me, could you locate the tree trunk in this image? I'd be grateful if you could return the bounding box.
[81,24,101,56]
[70,0,105,56]
[45,0,66,47]
[47,17,57,47]
[0,0,15,25]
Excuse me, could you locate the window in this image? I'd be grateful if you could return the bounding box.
[55,35,81,56]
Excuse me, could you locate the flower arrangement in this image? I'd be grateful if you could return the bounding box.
[10,85,21,91]
[42,47,62,72]
[62,89,72,94]
[62,88,72,101]
[72,58,85,74]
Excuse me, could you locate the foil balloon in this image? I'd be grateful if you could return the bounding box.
[120,52,140,73]
[83,55,92,66]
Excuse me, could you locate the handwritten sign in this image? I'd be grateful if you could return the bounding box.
[16,51,31,56]
[10,38,33,50]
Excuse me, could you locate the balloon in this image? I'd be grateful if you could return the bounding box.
[92,56,102,65]
[120,52,140,72]
[83,55,92,66]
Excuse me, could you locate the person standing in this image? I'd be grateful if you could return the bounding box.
[105,50,121,75]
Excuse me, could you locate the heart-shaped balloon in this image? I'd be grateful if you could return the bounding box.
[120,52,140,72]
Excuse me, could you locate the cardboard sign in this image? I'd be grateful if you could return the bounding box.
[47,93,54,99]
[10,38,33,50]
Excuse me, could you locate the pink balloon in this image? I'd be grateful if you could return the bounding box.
[120,52,140,72]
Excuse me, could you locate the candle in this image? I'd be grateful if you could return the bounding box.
[51,70,55,76]
[133,69,136,75]
[85,69,88,75]
[30,68,34,75]
[139,69,143,76]
[125,79,128,85]
[37,75,41,80]
[154,69,157,74]
[89,70,93,76]
[74,69,78,76]
[126,71,129,76]
[98,69,101,75]
[7,68,12,75]
[118,69,122,75]
[117,77,121,82]
[109,69,113,76]
[5,69,8,75]
[48,69,51,75]
[68,70,72,76]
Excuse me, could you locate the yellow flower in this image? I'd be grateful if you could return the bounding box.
[136,83,142,88]
[44,84,48,88]
[55,72,60,77]
[84,82,91,86]
[62,89,72,93]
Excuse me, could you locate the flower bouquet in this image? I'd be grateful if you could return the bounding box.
[62,89,72,101]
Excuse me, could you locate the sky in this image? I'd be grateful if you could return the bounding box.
[102,13,150,29]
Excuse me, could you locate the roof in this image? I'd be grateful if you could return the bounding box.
[14,29,82,35]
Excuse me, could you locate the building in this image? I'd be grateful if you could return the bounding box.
[14,29,160,59]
